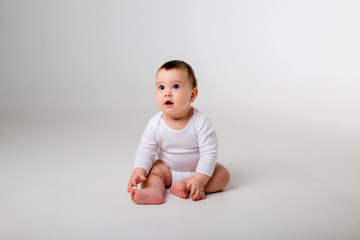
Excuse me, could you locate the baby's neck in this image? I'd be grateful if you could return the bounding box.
[162,107,194,130]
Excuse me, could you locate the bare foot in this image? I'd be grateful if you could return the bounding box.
[130,188,164,205]
[170,181,189,199]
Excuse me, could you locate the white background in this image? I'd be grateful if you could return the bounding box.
[1,1,360,239]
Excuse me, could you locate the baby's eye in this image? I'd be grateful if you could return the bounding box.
[173,84,180,89]
[159,85,165,90]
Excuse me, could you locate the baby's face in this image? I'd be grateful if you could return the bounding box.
[155,68,197,119]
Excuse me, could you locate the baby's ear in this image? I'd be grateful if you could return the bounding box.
[190,88,198,102]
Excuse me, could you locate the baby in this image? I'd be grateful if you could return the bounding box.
[127,60,230,204]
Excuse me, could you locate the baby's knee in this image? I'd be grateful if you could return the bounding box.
[148,161,169,180]
[216,164,231,188]
[222,167,230,186]
[148,163,163,176]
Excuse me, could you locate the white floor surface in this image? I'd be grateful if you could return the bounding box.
[1,112,359,240]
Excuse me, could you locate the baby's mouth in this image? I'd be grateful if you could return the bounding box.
[165,101,173,106]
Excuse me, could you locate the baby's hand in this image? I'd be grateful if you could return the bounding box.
[127,168,147,193]
[186,177,205,201]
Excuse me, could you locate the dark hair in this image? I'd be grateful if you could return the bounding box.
[157,60,197,88]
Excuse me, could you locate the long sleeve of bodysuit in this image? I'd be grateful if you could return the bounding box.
[195,116,218,177]
[133,117,158,174]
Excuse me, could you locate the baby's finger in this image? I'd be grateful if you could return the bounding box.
[139,173,147,181]
[128,177,135,189]
[192,190,201,201]
[137,174,147,183]
[127,180,136,192]
[189,185,196,198]
[131,178,139,187]
[185,182,192,194]
[136,175,145,184]
[139,176,147,183]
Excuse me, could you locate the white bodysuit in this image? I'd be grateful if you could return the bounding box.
[133,108,218,181]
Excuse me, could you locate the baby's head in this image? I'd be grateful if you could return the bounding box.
[157,60,197,89]
[155,60,198,118]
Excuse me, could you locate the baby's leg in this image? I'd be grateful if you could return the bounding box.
[131,161,172,204]
[170,180,189,199]
[204,163,230,193]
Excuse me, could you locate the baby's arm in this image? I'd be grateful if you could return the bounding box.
[127,167,147,193]
[188,114,218,201]
[129,115,159,193]
[186,172,210,201]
